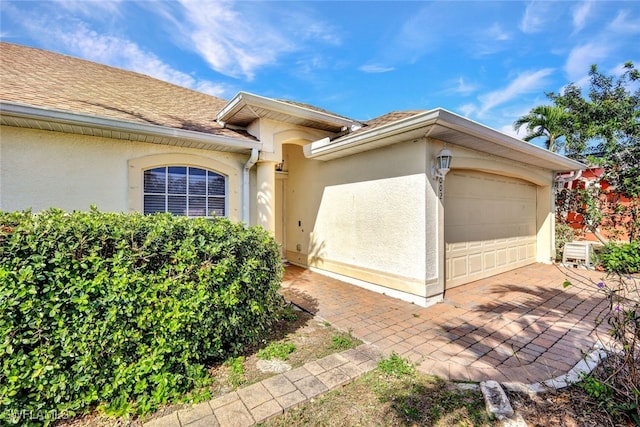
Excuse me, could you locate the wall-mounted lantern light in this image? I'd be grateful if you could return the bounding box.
[431,147,453,180]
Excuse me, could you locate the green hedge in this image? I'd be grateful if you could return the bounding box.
[0,208,283,424]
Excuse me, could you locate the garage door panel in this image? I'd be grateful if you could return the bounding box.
[496,249,508,266]
[468,253,483,274]
[450,256,468,280]
[445,171,537,288]
[484,252,496,269]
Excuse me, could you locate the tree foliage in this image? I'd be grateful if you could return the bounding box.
[547,62,640,158]
[518,62,640,242]
[513,105,569,152]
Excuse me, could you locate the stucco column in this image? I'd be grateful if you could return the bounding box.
[256,160,277,233]
[436,179,446,296]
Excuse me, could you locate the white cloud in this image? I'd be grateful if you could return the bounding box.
[359,64,395,73]
[164,0,339,80]
[301,22,341,46]
[608,10,640,34]
[520,1,553,34]
[444,77,478,96]
[458,103,477,117]
[564,42,610,81]
[487,23,510,41]
[195,81,232,98]
[572,1,593,34]
[477,68,555,116]
[176,0,290,80]
[54,0,123,16]
[499,123,520,139]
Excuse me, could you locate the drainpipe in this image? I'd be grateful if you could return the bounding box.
[555,169,582,190]
[555,169,582,182]
[243,148,259,225]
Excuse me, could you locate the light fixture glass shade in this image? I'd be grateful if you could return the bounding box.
[436,148,452,171]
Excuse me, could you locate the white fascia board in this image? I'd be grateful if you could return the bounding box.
[305,109,440,158]
[306,107,585,171]
[1,101,260,151]
[432,109,585,171]
[218,91,359,129]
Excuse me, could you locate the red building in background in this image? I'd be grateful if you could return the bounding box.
[559,168,636,242]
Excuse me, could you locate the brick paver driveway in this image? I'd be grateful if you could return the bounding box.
[281,263,611,384]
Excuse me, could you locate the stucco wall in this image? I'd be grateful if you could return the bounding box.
[283,139,437,302]
[280,137,556,304]
[0,126,245,220]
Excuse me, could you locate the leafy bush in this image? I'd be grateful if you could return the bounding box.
[555,222,579,261]
[598,241,640,273]
[0,208,283,424]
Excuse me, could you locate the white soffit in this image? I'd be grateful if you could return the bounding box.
[304,108,585,172]
[0,102,260,153]
[217,91,359,133]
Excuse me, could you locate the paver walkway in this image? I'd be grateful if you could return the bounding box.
[145,263,612,426]
[144,345,382,427]
[281,263,611,384]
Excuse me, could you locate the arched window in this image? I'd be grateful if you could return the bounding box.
[143,166,226,217]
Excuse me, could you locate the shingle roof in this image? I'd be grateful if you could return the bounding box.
[277,98,357,123]
[0,42,253,140]
[362,110,426,129]
[330,110,426,140]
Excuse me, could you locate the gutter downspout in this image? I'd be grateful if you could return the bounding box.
[243,148,259,224]
[555,169,582,188]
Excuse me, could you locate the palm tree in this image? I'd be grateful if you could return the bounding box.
[513,105,569,152]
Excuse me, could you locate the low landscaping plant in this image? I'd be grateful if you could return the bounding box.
[329,332,358,351]
[563,243,640,424]
[257,342,296,361]
[555,222,579,261]
[0,208,284,425]
[598,241,640,274]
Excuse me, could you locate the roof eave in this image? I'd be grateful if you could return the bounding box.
[217,91,359,131]
[429,109,585,171]
[305,108,585,172]
[0,101,260,152]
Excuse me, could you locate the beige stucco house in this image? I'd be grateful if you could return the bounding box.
[0,42,584,306]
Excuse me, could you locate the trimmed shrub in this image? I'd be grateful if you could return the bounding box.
[0,208,283,424]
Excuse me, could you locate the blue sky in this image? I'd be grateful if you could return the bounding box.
[2,1,639,144]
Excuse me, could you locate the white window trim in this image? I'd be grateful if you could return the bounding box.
[143,166,228,218]
[128,153,241,222]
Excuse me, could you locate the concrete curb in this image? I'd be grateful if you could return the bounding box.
[483,344,612,426]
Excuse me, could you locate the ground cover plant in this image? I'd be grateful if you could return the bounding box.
[0,208,283,425]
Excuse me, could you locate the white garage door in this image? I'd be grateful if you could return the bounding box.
[445,171,537,288]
